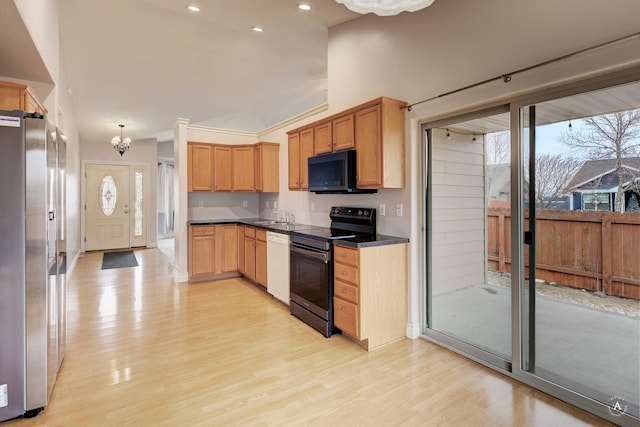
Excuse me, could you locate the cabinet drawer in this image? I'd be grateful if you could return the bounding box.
[245,226,256,238]
[191,226,215,236]
[334,297,359,338]
[334,263,359,285]
[255,229,267,241]
[334,280,358,304]
[334,245,358,267]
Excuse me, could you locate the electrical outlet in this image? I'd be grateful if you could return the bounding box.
[379,203,386,216]
[198,201,203,208]
[0,384,7,408]
[396,203,403,217]
[243,200,248,208]
[273,201,278,209]
[266,201,270,209]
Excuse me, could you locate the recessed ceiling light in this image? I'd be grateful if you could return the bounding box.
[187,5,200,12]
[298,3,311,11]
[252,26,264,32]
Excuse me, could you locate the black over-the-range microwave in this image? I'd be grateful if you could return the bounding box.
[307,150,377,194]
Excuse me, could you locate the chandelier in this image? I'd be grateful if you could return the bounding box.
[335,0,435,16]
[111,124,131,156]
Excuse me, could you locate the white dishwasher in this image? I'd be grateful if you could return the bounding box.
[266,231,290,305]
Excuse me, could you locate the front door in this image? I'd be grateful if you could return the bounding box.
[86,164,130,250]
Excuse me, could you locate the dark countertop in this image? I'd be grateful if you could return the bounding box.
[188,218,409,247]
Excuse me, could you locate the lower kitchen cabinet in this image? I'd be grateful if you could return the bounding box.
[188,224,237,280]
[244,226,256,281]
[333,242,408,351]
[189,226,216,278]
[237,225,246,275]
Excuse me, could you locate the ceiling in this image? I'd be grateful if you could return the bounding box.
[52,0,359,144]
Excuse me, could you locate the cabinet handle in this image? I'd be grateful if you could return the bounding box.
[341,306,346,311]
[340,253,346,257]
[341,289,346,293]
[341,271,346,276]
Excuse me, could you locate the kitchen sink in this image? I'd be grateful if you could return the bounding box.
[253,220,277,225]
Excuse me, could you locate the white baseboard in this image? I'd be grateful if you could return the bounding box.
[406,322,421,339]
[173,268,189,284]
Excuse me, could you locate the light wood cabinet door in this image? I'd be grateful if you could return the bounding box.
[189,226,215,277]
[221,225,238,273]
[334,297,359,338]
[313,121,332,155]
[237,226,245,275]
[332,114,355,151]
[244,229,256,281]
[299,128,314,190]
[233,146,255,191]
[255,143,279,192]
[355,104,383,188]
[190,143,214,191]
[213,145,232,191]
[255,237,267,288]
[288,133,301,189]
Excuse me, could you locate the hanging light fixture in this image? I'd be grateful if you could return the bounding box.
[111,124,131,156]
[335,0,435,16]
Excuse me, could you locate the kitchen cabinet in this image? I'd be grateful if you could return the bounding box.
[288,128,313,190]
[217,225,237,273]
[213,145,232,191]
[333,242,408,351]
[244,226,256,281]
[313,114,355,155]
[0,81,47,114]
[254,142,279,192]
[232,145,255,191]
[188,142,279,193]
[255,229,267,288]
[355,98,406,189]
[188,226,216,277]
[188,143,214,191]
[188,224,237,280]
[287,97,405,191]
[237,225,245,275]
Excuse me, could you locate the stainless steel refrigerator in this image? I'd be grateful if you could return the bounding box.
[0,110,66,421]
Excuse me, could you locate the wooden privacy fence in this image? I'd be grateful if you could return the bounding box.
[487,208,640,299]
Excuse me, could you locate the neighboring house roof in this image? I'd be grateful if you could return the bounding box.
[568,157,640,191]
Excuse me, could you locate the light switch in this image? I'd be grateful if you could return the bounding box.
[379,203,386,216]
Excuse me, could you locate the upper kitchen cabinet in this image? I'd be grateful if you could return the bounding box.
[232,145,255,191]
[313,114,355,155]
[187,142,214,192]
[188,141,279,193]
[213,145,232,191]
[288,128,313,190]
[254,142,279,192]
[0,81,47,114]
[355,97,406,189]
[287,97,405,191]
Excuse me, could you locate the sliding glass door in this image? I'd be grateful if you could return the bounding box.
[425,107,512,368]
[423,77,640,425]
[519,83,640,421]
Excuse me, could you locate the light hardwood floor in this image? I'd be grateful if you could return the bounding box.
[8,248,614,426]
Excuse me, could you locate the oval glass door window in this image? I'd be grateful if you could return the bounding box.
[100,175,117,216]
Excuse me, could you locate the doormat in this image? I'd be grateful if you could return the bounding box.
[101,251,139,270]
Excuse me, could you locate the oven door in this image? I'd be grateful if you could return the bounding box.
[289,243,332,321]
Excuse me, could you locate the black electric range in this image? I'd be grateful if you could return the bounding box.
[289,207,376,337]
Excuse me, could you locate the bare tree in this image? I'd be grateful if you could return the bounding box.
[534,154,582,208]
[486,131,510,165]
[558,110,640,212]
